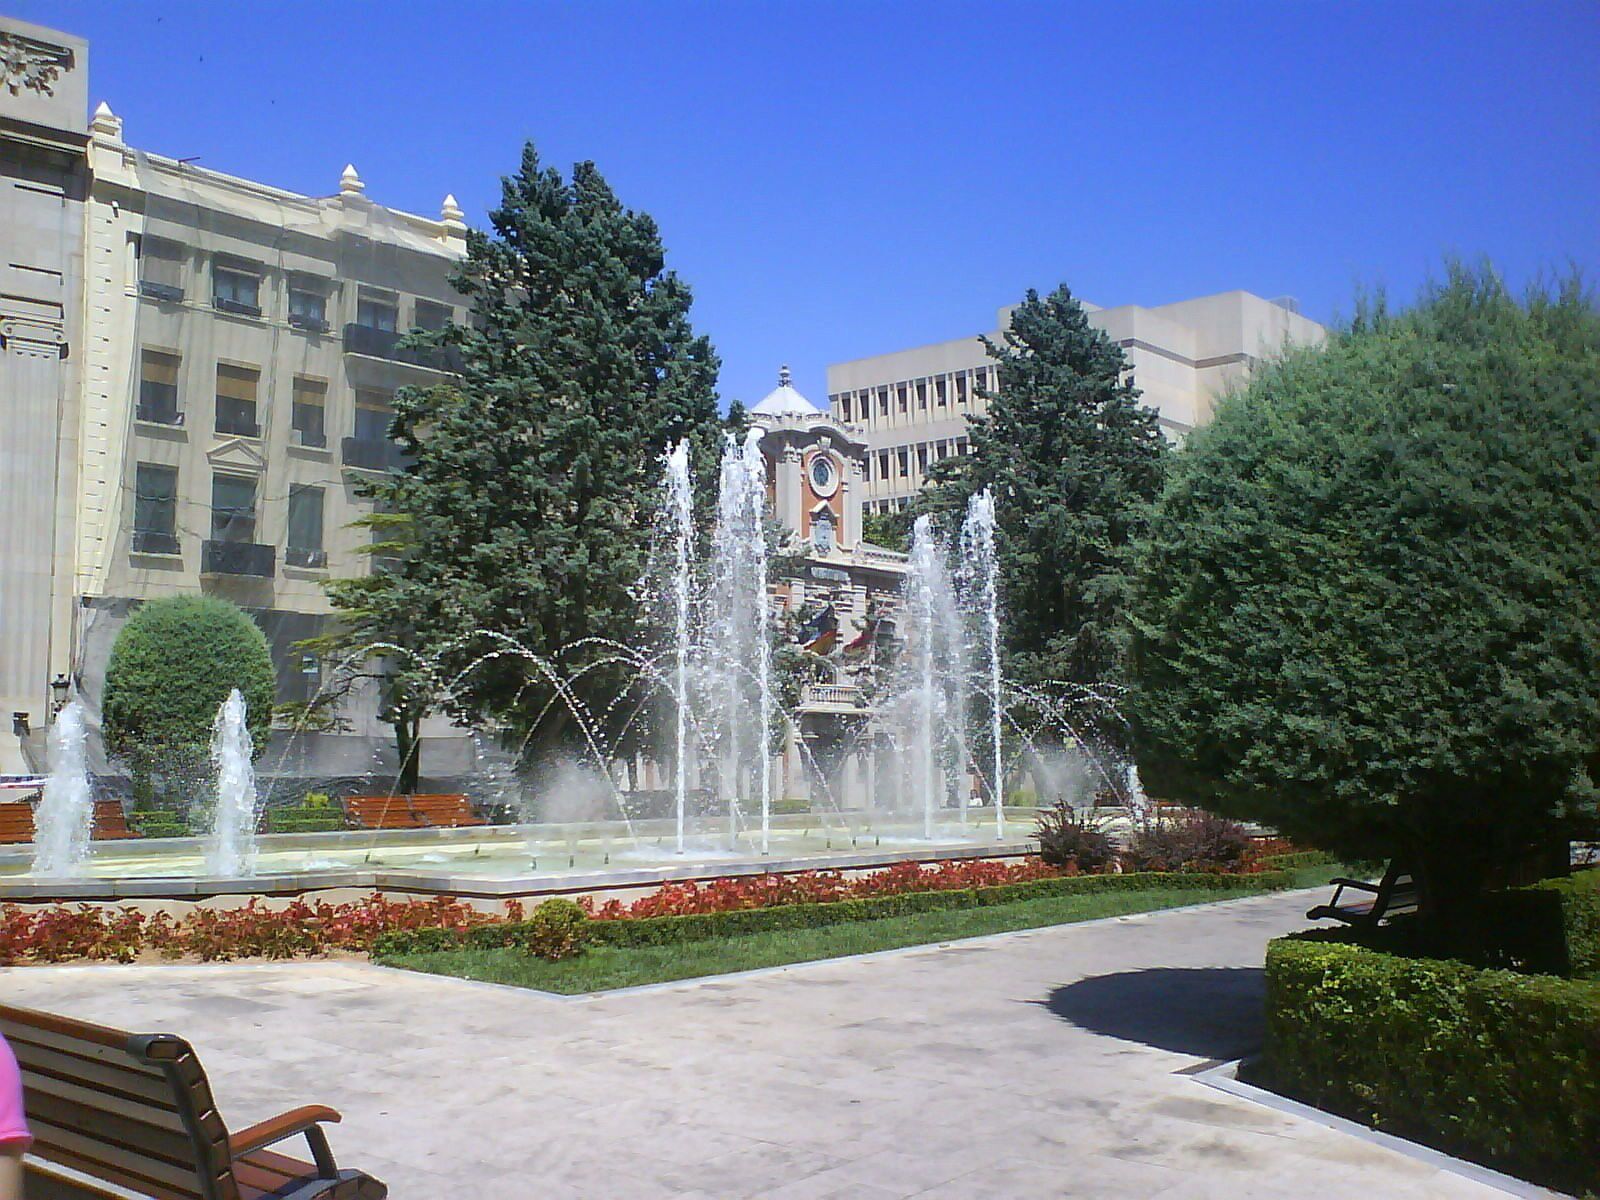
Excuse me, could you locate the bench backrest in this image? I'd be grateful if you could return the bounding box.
[407,795,472,820]
[0,1002,238,1200]
[0,801,34,842]
[93,800,133,832]
[343,796,414,827]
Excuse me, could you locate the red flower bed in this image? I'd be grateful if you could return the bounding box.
[588,857,1066,919]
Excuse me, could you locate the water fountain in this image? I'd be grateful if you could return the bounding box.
[32,700,93,878]
[663,440,695,854]
[206,689,260,877]
[960,488,1006,839]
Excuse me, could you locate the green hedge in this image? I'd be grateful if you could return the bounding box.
[371,869,1292,957]
[1257,850,1335,871]
[263,808,346,834]
[1258,937,1600,1194]
[1496,866,1600,979]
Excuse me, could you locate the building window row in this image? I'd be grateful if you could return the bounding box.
[865,436,970,484]
[134,234,456,334]
[830,368,993,425]
[138,348,397,454]
[132,464,341,573]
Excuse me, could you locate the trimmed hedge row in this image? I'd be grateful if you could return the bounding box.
[372,869,1293,957]
[1257,850,1335,871]
[1503,865,1600,979]
[1258,937,1600,1194]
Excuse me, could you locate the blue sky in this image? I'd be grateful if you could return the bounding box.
[21,1,1600,406]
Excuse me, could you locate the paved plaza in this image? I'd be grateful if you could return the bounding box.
[2,892,1514,1199]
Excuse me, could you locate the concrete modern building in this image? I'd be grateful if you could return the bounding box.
[0,15,470,778]
[828,291,1327,512]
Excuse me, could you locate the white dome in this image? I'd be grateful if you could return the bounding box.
[750,365,822,417]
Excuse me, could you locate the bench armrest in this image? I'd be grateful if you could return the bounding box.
[1326,877,1379,892]
[230,1105,342,1164]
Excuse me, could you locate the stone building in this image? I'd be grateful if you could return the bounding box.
[828,291,1327,512]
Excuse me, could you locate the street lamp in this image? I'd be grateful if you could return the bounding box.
[49,674,70,715]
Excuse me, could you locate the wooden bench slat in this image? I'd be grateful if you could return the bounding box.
[12,1045,177,1107]
[21,1069,189,1130]
[25,1119,210,1197]
[29,1091,207,1170]
[26,1149,208,1200]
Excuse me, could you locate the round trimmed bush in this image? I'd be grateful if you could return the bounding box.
[103,595,275,762]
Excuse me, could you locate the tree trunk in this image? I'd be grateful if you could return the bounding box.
[394,713,421,795]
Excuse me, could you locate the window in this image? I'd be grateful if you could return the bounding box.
[935,378,947,406]
[357,294,398,332]
[956,437,969,455]
[897,449,909,477]
[132,464,178,554]
[213,262,261,316]
[896,385,908,413]
[137,349,181,424]
[811,511,835,555]
[287,485,325,567]
[210,474,257,543]
[291,377,327,447]
[413,300,451,332]
[878,451,890,481]
[353,389,393,441]
[288,280,328,330]
[878,390,888,417]
[916,381,927,409]
[215,364,260,437]
[917,445,929,474]
[956,374,968,403]
[138,237,185,301]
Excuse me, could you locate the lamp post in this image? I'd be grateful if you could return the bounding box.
[49,674,70,717]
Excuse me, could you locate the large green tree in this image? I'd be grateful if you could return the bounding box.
[916,284,1168,739]
[1127,266,1600,930]
[103,595,275,764]
[380,145,726,757]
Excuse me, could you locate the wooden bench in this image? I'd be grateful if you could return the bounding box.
[405,794,485,828]
[342,796,424,831]
[344,794,483,830]
[91,800,140,840]
[0,1001,386,1200]
[1306,861,1419,928]
[0,800,34,845]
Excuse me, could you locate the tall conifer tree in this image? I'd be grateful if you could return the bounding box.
[377,144,725,756]
[918,285,1168,740]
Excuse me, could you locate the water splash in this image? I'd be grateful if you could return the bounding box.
[960,488,1005,840]
[206,689,260,877]
[32,701,93,877]
[663,440,695,854]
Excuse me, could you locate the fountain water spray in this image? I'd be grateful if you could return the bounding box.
[32,700,93,877]
[903,516,965,839]
[961,488,1005,840]
[663,441,695,855]
[207,689,260,877]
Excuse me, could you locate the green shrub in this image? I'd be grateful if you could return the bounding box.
[263,814,345,834]
[1470,866,1600,979]
[1033,800,1116,872]
[303,792,333,810]
[372,870,1292,956]
[1258,936,1600,1194]
[103,596,276,762]
[1258,850,1336,871]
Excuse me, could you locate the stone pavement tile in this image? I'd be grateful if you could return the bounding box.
[911,1153,1184,1198]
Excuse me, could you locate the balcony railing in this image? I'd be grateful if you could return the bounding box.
[215,416,261,439]
[285,546,327,569]
[201,540,275,577]
[135,403,183,427]
[213,296,263,319]
[131,530,180,556]
[342,323,461,371]
[138,280,184,303]
[342,436,409,472]
[800,683,868,710]
[288,312,330,334]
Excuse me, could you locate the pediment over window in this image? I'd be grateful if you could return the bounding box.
[205,437,267,473]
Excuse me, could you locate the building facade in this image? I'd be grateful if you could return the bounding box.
[0,16,471,777]
[827,291,1327,512]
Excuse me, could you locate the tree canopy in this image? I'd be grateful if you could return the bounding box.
[376,144,727,757]
[102,595,275,761]
[916,284,1168,742]
[1127,266,1600,921]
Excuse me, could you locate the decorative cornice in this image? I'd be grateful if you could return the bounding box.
[0,31,74,98]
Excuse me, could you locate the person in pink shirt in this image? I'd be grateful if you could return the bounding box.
[0,1032,28,1200]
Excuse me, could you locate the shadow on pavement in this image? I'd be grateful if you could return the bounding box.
[1041,967,1265,1059]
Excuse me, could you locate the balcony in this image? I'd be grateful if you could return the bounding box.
[201,540,275,578]
[800,683,868,712]
[288,312,330,334]
[138,280,184,303]
[213,296,263,319]
[341,436,409,472]
[342,323,461,371]
[285,546,327,569]
[135,403,183,427]
[131,530,180,556]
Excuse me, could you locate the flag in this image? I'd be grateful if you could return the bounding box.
[797,604,838,654]
[842,613,883,659]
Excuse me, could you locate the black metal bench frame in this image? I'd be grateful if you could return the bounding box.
[1306,860,1418,928]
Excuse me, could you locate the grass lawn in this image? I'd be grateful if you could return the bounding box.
[381,871,1348,995]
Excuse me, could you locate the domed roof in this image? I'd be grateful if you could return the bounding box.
[751,365,822,417]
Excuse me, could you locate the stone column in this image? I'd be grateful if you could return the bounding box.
[776,443,803,533]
